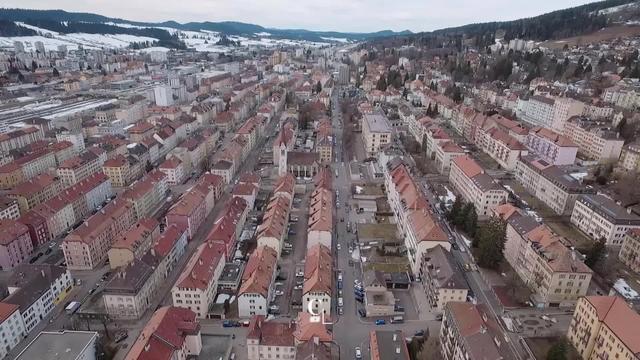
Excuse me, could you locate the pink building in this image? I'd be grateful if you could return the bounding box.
[524,127,578,165]
[0,219,33,270]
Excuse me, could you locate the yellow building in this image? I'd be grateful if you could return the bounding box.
[567,296,640,360]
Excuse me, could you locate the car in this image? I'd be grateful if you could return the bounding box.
[336,244,341,250]
[338,289,343,297]
[355,347,362,359]
[414,330,425,337]
[338,306,344,315]
[354,283,363,291]
[275,290,284,296]
[358,309,366,317]
[88,288,96,295]
[269,305,279,311]
[296,270,304,277]
[338,297,343,307]
[222,320,236,328]
[451,243,459,250]
[45,248,52,255]
[294,284,303,290]
[435,314,443,321]
[354,279,361,286]
[275,282,284,287]
[338,273,343,282]
[375,319,385,325]
[355,296,363,303]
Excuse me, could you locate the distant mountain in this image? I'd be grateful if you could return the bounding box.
[0,8,412,44]
[367,0,640,48]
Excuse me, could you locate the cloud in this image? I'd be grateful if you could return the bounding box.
[1,0,594,32]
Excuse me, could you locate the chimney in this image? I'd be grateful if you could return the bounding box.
[41,270,46,278]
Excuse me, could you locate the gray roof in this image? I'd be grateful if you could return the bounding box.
[104,252,160,295]
[423,245,468,290]
[508,214,541,236]
[470,172,504,192]
[16,331,98,360]
[578,194,640,225]
[5,266,67,313]
[371,330,410,360]
[363,113,392,133]
[520,155,593,194]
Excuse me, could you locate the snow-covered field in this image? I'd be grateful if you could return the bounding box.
[3,21,338,51]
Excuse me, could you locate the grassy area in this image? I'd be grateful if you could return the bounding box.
[525,338,579,360]
[364,261,410,273]
[473,151,501,170]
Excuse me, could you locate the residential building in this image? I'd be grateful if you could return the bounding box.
[121,170,168,219]
[619,229,640,273]
[0,127,43,152]
[57,151,103,187]
[56,130,85,154]
[303,244,332,317]
[238,246,278,318]
[420,245,469,311]
[499,204,592,307]
[0,196,20,220]
[205,196,248,259]
[449,156,507,217]
[571,194,640,246]
[525,127,578,165]
[567,296,640,360]
[62,199,137,270]
[476,127,528,170]
[563,117,624,163]
[0,219,33,271]
[434,141,465,175]
[362,113,392,157]
[247,315,296,360]
[102,155,135,187]
[440,302,506,360]
[370,330,411,360]
[107,218,160,269]
[171,242,226,318]
[125,306,202,360]
[15,331,98,360]
[6,174,62,214]
[0,303,26,359]
[307,187,333,249]
[256,195,290,256]
[515,156,593,215]
[158,158,186,185]
[5,264,73,332]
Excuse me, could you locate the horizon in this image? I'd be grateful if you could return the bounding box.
[1,0,595,33]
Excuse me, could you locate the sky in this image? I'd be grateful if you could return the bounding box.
[3,0,596,33]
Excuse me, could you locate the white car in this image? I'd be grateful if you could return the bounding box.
[355,347,362,359]
[275,290,284,296]
[337,244,341,250]
[269,305,279,311]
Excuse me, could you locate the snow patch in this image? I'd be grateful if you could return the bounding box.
[320,37,349,43]
[613,278,639,300]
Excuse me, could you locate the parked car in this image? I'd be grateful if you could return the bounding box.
[375,319,386,325]
[338,307,344,315]
[358,309,366,317]
[414,330,425,337]
[355,347,362,359]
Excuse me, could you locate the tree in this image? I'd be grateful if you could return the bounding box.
[463,206,478,238]
[547,339,568,360]
[376,76,387,91]
[448,197,463,222]
[315,80,322,94]
[52,67,59,76]
[475,217,506,269]
[585,238,606,269]
[455,202,473,228]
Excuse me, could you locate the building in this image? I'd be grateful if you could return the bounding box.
[62,199,137,270]
[103,252,164,319]
[171,242,226,318]
[154,85,174,107]
[370,330,410,360]
[238,246,278,318]
[0,303,26,359]
[563,117,624,163]
[434,141,465,175]
[619,229,640,273]
[449,156,507,217]
[0,196,20,220]
[363,271,396,317]
[15,331,98,360]
[57,151,103,187]
[420,245,469,311]
[6,174,63,213]
[307,187,333,249]
[440,302,506,360]
[205,196,248,259]
[56,130,85,154]
[337,63,349,84]
[515,156,593,215]
[247,315,296,360]
[476,127,528,170]
[107,218,160,269]
[158,158,186,185]
[499,204,592,307]
[619,141,640,172]
[121,170,168,219]
[517,96,584,132]
[571,194,640,246]
[5,265,73,333]
[567,296,640,360]
[0,219,33,270]
[0,126,43,152]
[125,306,202,360]
[524,127,578,165]
[362,113,392,157]
[302,244,332,317]
[256,195,290,256]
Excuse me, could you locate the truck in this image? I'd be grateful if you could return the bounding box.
[65,301,81,314]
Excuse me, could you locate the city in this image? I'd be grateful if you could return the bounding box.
[0,1,639,360]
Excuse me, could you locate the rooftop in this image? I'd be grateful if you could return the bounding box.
[15,331,98,360]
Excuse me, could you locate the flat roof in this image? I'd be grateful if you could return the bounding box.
[363,113,392,133]
[16,330,98,360]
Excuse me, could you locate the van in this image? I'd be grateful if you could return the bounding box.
[391,316,404,324]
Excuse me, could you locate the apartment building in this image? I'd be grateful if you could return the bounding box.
[602,84,640,109]
[6,174,62,213]
[307,187,333,249]
[571,194,640,246]
[62,199,137,270]
[0,196,20,220]
[303,244,332,317]
[618,230,640,274]
[476,127,528,170]
[238,246,278,318]
[61,172,113,221]
[425,126,450,158]
[499,204,592,307]
[103,251,164,319]
[153,224,188,278]
[256,195,290,256]
[449,156,507,217]
[0,219,33,271]
[420,245,469,311]
[563,117,624,163]
[517,96,584,132]
[362,113,392,157]
[440,302,506,360]
[567,296,640,360]
[55,129,85,154]
[370,330,411,360]
[434,141,465,175]
[5,264,72,333]
[247,315,296,360]
[315,119,333,163]
[0,303,26,359]
[515,156,593,215]
[31,195,75,240]
[56,150,103,187]
[172,242,226,319]
[121,170,167,219]
[0,126,42,152]
[385,160,449,275]
[158,158,186,185]
[16,331,98,360]
[126,306,202,360]
[11,149,57,182]
[166,188,207,240]
[205,196,248,260]
[102,155,136,187]
[107,218,160,269]
[16,211,49,248]
[524,127,578,165]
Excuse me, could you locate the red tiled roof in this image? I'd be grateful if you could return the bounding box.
[175,242,225,290]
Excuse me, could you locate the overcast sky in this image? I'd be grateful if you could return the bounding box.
[5,0,595,33]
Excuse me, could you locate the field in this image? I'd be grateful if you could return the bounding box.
[542,25,640,49]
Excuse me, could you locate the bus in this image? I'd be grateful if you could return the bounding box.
[65,301,81,314]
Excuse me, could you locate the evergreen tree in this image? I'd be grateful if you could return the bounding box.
[433,103,439,115]
[52,67,59,76]
[546,340,567,360]
[464,206,478,238]
[448,197,463,222]
[475,217,506,269]
[376,76,387,91]
[426,103,433,116]
[315,80,322,94]
[585,238,606,268]
[455,202,472,228]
